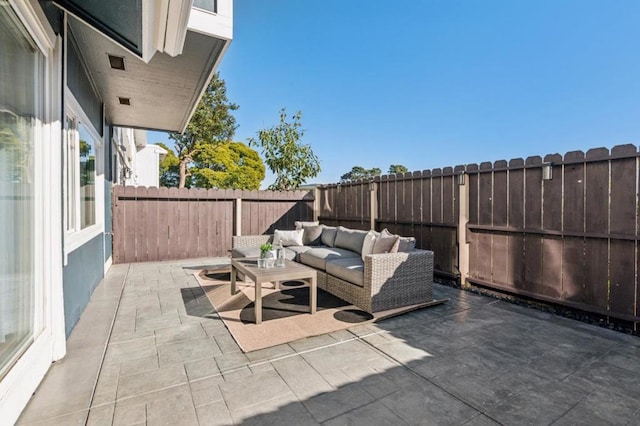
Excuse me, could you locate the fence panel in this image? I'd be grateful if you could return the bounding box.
[112,187,314,263]
[466,145,639,326]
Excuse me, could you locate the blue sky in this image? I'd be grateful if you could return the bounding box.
[149,0,640,186]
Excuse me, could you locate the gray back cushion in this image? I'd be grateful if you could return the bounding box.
[302,224,324,246]
[334,226,368,254]
[320,226,338,247]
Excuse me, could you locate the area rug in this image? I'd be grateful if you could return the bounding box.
[192,268,448,353]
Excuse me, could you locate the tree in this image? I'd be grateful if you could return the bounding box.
[190,141,265,189]
[340,166,381,182]
[169,73,238,187]
[248,108,321,190]
[388,164,408,175]
[157,142,180,187]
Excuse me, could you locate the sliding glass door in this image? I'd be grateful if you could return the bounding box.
[0,3,43,379]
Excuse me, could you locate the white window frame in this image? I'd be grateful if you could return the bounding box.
[63,90,105,255]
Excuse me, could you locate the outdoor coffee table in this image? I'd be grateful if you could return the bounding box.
[230,258,317,324]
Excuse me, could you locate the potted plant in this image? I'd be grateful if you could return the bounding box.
[259,243,274,267]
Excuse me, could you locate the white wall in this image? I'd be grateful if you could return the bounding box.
[133,144,167,187]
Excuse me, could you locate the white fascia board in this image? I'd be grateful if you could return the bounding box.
[142,0,191,61]
[188,0,233,41]
[162,0,192,57]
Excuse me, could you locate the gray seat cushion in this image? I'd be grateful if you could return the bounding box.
[326,257,364,287]
[232,246,261,258]
[285,245,311,261]
[298,247,360,271]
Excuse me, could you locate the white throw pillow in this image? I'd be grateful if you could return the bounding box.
[273,229,304,247]
[361,230,379,261]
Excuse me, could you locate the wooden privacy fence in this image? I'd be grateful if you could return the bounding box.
[317,144,639,326]
[318,168,462,279]
[112,186,314,263]
[465,145,639,324]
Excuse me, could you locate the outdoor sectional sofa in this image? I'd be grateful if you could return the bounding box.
[231,223,435,313]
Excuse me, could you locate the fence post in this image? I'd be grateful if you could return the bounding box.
[313,187,320,222]
[370,181,378,231]
[458,173,470,287]
[234,198,242,236]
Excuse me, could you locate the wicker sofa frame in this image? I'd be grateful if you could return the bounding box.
[231,233,434,313]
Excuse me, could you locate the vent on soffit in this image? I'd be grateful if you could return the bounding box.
[108,54,126,70]
[118,97,131,106]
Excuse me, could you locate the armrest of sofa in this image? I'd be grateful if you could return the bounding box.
[232,234,273,248]
[363,249,434,309]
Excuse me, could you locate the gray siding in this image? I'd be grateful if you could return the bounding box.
[62,233,104,337]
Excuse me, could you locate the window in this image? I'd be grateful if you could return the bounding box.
[0,4,43,379]
[65,113,99,234]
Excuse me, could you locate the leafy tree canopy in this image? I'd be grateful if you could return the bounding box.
[340,164,409,182]
[388,164,408,175]
[248,108,321,191]
[157,142,180,187]
[340,166,381,182]
[190,141,265,189]
[169,72,238,187]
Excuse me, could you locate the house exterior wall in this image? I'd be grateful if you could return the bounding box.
[62,233,105,337]
[1,1,232,422]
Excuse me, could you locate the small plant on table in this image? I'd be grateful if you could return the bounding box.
[260,243,273,258]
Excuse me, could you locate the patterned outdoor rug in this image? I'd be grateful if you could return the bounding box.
[192,267,447,353]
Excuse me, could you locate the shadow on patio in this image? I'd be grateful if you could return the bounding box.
[17,259,640,425]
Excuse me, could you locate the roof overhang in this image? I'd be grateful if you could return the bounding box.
[60,0,232,132]
[53,0,198,62]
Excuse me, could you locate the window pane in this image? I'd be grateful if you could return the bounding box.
[78,123,96,229]
[0,5,40,378]
[65,117,76,231]
[193,0,217,13]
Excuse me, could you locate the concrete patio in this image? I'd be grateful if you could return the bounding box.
[17,258,640,425]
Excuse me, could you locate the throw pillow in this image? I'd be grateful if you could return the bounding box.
[302,224,324,246]
[361,230,379,260]
[273,229,304,247]
[379,228,417,252]
[372,230,400,254]
[320,226,338,247]
[397,236,416,252]
[295,220,320,230]
[334,226,369,254]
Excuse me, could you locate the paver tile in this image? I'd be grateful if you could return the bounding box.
[117,365,187,400]
[323,400,408,426]
[219,370,294,412]
[303,382,375,423]
[272,354,334,400]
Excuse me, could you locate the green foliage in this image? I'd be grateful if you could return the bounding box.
[79,139,91,158]
[0,123,29,182]
[260,243,273,254]
[169,73,238,187]
[190,141,265,189]
[340,164,409,182]
[248,108,321,191]
[340,166,381,182]
[388,164,408,174]
[157,142,180,187]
